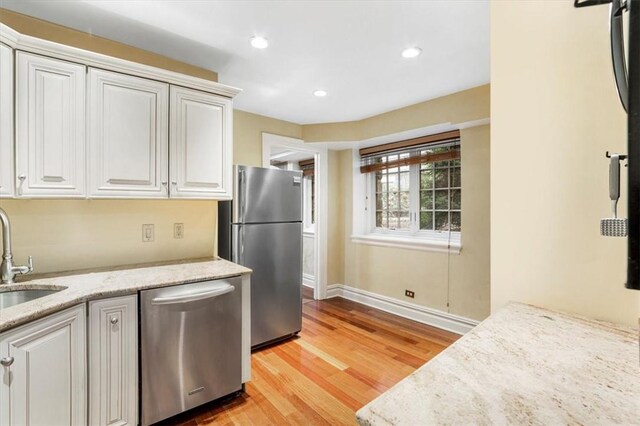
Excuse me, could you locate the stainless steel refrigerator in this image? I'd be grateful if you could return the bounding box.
[219,165,303,347]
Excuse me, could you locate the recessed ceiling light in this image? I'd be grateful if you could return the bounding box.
[313,90,327,97]
[401,47,422,58]
[250,36,269,49]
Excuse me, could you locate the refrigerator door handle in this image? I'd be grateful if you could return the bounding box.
[239,169,246,223]
[611,0,629,111]
[240,226,245,264]
[232,225,245,264]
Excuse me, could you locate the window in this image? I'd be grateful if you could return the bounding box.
[419,152,461,232]
[361,131,461,244]
[374,153,411,230]
[300,159,315,231]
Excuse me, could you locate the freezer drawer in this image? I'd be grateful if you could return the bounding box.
[140,277,242,425]
[233,222,302,347]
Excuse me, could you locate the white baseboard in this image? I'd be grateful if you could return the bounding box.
[325,284,478,335]
[302,273,315,288]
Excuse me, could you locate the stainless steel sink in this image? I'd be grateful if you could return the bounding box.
[0,289,63,309]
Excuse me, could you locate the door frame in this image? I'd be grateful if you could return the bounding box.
[262,133,328,299]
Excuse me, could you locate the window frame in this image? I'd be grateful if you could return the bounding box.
[365,159,461,246]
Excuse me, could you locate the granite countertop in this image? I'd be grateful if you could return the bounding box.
[356,302,639,425]
[0,257,251,333]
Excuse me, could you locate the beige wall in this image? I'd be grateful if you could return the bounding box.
[0,200,216,274]
[0,8,218,81]
[233,110,302,167]
[491,1,639,326]
[302,85,490,142]
[339,125,490,321]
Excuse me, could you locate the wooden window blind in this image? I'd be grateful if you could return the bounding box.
[359,130,460,174]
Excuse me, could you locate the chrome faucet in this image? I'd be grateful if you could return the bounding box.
[0,207,33,284]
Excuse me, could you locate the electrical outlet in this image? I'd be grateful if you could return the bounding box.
[174,223,184,239]
[405,290,415,299]
[142,224,154,242]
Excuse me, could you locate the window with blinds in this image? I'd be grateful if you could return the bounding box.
[360,130,462,235]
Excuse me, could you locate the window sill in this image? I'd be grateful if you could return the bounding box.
[350,234,461,254]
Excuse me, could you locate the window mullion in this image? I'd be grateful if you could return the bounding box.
[410,164,419,234]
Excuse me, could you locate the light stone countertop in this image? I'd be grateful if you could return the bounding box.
[0,258,251,333]
[356,302,640,425]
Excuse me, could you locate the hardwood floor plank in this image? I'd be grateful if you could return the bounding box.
[161,297,459,425]
[294,339,349,370]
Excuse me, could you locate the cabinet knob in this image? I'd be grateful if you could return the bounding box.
[0,356,14,367]
[110,317,119,325]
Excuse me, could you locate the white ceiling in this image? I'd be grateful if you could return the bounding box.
[2,0,489,125]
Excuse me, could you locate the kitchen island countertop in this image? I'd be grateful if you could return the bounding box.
[356,302,639,425]
[0,258,251,332]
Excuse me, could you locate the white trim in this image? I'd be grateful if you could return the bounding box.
[0,24,241,98]
[262,133,329,300]
[302,274,315,288]
[350,234,461,254]
[326,284,478,335]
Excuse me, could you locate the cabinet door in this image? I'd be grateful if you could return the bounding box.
[0,305,86,426]
[89,68,169,198]
[89,295,137,426]
[16,52,86,198]
[170,86,232,199]
[0,44,14,198]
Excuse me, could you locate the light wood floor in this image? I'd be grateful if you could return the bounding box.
[164,297,460,425]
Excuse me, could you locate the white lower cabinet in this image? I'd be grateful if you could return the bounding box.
[0,304,87,426]
[89,295,138,426]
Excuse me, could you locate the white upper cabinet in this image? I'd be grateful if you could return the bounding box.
[169,86,233,199]
[0,43,14,198]
[88,68,169,198]
[15,52,86,198]
[2,24,240,200]
[0,305,86,426]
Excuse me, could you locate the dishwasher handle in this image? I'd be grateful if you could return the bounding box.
[151,283,235,305]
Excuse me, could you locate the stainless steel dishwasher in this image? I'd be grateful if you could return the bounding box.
[140,277,242,425]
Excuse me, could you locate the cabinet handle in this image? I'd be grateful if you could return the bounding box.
[161,181,167,186]
[110,317,119,325]
[17,174,25,196]
[171,181,177,185]
[0,356,14,367]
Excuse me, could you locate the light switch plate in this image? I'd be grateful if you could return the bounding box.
[142,224,154,242]
[174,223,184,239]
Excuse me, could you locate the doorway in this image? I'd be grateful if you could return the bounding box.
[262,133,328,300]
